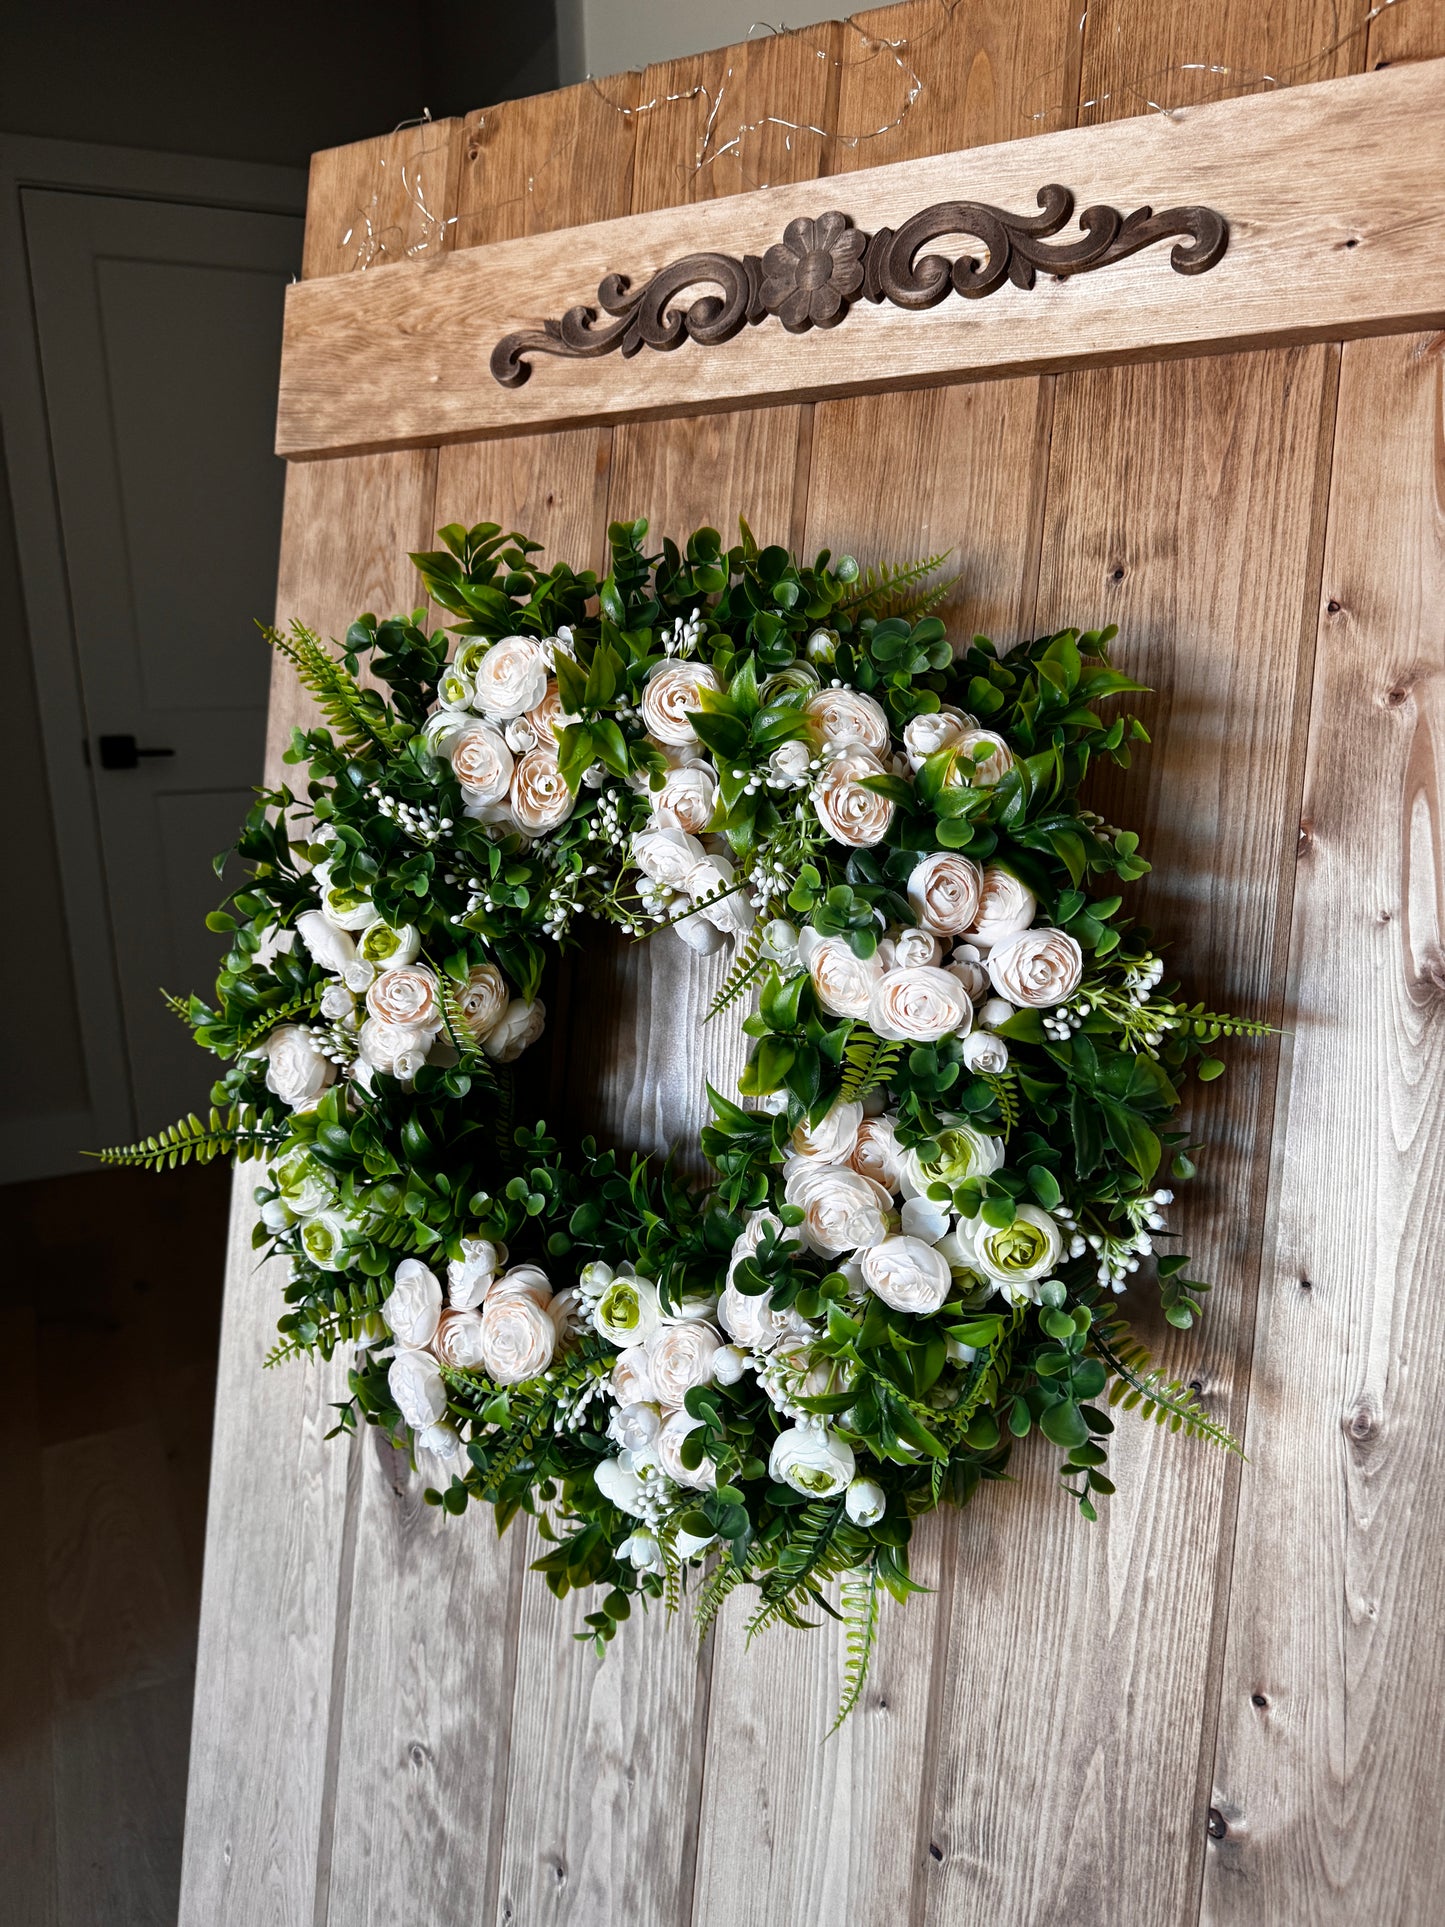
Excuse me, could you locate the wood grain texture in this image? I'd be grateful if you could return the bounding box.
[920,345,1336,1927]
[454,72,640,250]
[1201,330,1445,1925]
[274,60,1445,457]
[302,118,463,281]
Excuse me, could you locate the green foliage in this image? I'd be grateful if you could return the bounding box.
[97,1103,281,1171]
[830,1566,881,1734]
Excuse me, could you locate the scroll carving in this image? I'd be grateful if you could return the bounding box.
[490,186,1228,388]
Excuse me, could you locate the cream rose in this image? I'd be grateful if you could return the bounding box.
[632,825,706,890]
[459,963,508,1041]
[488,1263,552,1309]
[510,746,573,833]
[646,1320,722,1407]
[849,1114,905,1195]
[947,944,990,1001]
[717,1282,810,1353]
[803,687,889,755]
[790,1096,862,1163]
[813,747,894,847]
[783,1161,892,1257]
[651,764,718,835]
[595,1273,663,1347]
[640,660,721,746]
[657,1410,716,1491]
[382,1258,443,1349]
[962,1030,1010,1074]
[862,1235,952,1314]
[263,1025,336,1109]
[388,1349,448,1429]
[803,932,884,1019]
[966,865,1037,953]
[610,1346,657,1406]
[966,1203,1063,1301]
[907,852,983,936]
[868,965,973,1044]
[769,1424,856,1498]
[608,1400,661,1453]
[450,722,514,804]
[955,728,1015,787]
[768,740,813,784]
[471,636,549,720]
[356,1016,430,1082]
[902,704,972,771]
[890,924,942,969]
[988,929,1084,1008]
[432,1307,489,1370]
[480,997,545,1062]
[366,964,443,1034]
[527,680,570,747]
[478,1292,556,1383]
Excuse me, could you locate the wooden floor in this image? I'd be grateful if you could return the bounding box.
[1,1165,229,1927]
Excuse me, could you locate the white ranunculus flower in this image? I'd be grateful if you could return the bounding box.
[388,1348,448,1429]
[845,1476,887,1526]
[260,1197,293,1235]
[769,1424,856,1497]
[948,944,990,1002]
[868,965,973,1044]
[803,687,890,755]
[471,636,549,720]
[366,964,443,1034]
[295,909,356,976]
[478,1292,556,1383]
[422,708,472,759]
[762,919,801,967]
[437,664,473,710]
[849,1113,905,1195]
[889,924,942,969]
[976,997,1016,1031]
[418,1421,462,1460]
[480,997,545,1062]
[962,1029,1010,1073]
[527,681,570,747]
[965,865,1037,953]
[988,929,1084,1008]
[645,1320,722,1407]
[726,1209,787,1288]
[450,721,514,804]
[319,983,354,1022]
[595,1273,663,1347]
[594,1455,648,1517]
[674,914,726,957]
[717,1280,810,1353]
[862,1234,952,1313]
[632,824,706,890]
[342,958,376,993]
[382,1257,443,1348]
[902,704,972,770]
[263,1024,336,1109]
[610,1346,657,1407]
[675,1525,718,1560]
[908,851,984,937]
[804,932,884,1019]
[651,764,718,835]
[900,1194,951,1243]
[447,1237,504,1309]
[314,866,376,933]
[790,1096,863,1163]
[505,715,538,754]
[459,963,508,1041]
[356,1016,430,1082]
[813,747,895,847]
[641,660,721,746]
[656,1410,716,1491]
[769,739,813,784]
[900,1123,1005,1197]
[685,854,754,935]
[954,728,1015,787]
[712,1345,749,1386]
[272,1147,337,1217]
[299,1210,353,1271]
[783,1161,892,1257]
[432,1307,489,1370]
[510,746,574,833]
[487,1263,551,1309]
[966,1203,1064,1302]
[608,1400,661,1453]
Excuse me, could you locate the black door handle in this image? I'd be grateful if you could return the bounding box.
[97,733,176,770]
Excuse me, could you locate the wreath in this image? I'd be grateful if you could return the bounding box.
[108,518,1266,1725]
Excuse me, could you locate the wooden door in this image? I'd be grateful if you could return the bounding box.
[181,7,1445,1924]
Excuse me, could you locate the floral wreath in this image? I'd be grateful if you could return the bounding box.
[110,518,1266,1725]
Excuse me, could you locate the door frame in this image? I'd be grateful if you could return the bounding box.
[0,133,305,1175]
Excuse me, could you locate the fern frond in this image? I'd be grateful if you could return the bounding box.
[232,987,325,1056]
[265,1275,385,1366]
[695,1555,750,1643]
[839,1027,904,1104]
[95,1104,282,1171]
[471,1399,555,1500]
[746,1497,850,1642]
[1092,1311,1243,1457]
[982,1068,1019,1137]
[436,974,499,1086]
[707,919,767,1020]
[264,621,408,755]
[837,552,955,621]
[160,988,192,1025]
[1171,1001,1276,1042]
[830,1565,880,1733]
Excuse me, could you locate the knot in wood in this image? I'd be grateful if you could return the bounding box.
[1343,1396,1382,1447]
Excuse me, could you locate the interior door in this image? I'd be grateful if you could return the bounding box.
[24,188,303,1131]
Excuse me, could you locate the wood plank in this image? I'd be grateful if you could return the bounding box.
[274,60,1445,456]
[1201,329,1445,1924]
[454,72,639,248]
[919,343,1336,1925]
[302,118,463,280]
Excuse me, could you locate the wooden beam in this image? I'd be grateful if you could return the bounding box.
[276,58,1445,458]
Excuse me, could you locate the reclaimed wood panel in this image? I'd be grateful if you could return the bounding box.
[1201,330,1445,1924]
[274,60,1445,456]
